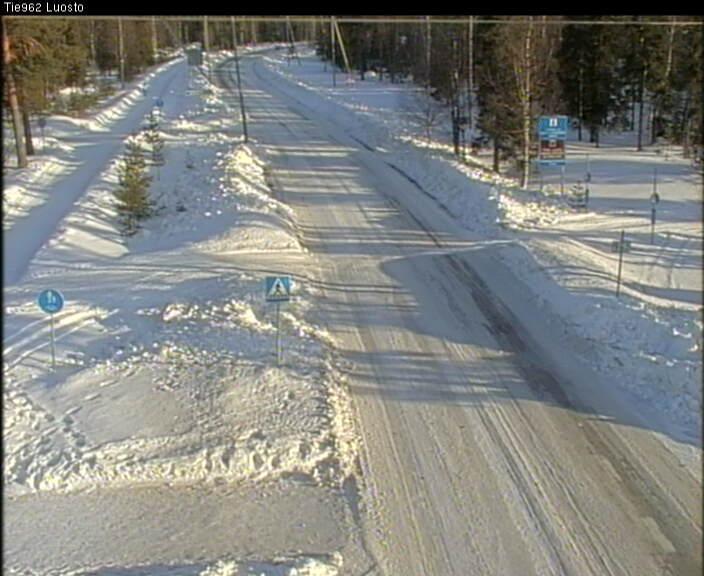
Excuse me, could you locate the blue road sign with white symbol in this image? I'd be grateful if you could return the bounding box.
[538,116,568,166]
[265,276,292,302]
[38,289,64,314]
[538,116,568,139]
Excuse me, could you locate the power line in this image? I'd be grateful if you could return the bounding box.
[3,15,703,26]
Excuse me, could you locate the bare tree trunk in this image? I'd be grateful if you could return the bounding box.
[665,17,676,80]
[682,95,691,157]
[117,17,125,88]
[637,65,646,151]
[89,19,96,64]
[631,88,637,131]
[2,19,28,168]
[20,92,35,156]
[425,16,431,90]
[578,63,583,141]
[151,16,158,62]
[250,20,257,44]
[520,19,533,188]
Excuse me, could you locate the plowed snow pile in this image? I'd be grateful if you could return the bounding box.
[3,54,358,500]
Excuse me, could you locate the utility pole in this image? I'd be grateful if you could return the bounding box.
[467,15,474,133]
[331,16,336,87]
[425,16,432,92]
[231,16,248,143]
[333,19,351,76]
[616,230,626,297]
[151,16,158,62]
[118,17,125,89]
[203,15,210,82]
[650,167,659,244]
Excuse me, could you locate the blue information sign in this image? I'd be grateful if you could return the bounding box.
[265,276,292,302]
[538,115,568,166]
[38,289,64,314]
[538,116,568,139]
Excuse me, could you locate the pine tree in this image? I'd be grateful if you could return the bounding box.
[559,19,624,147]
[114,138,152,236]
[475,17,561,183]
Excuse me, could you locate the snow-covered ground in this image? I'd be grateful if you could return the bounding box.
[3,43,701,575]
[4,51,364,575]
[260,46,702,443]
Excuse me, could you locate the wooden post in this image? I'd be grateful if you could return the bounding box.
[118,17,125,88]
[616,230,625,298]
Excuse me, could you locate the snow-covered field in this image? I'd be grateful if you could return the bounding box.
[260,46,702,443]
[4,52,362,575]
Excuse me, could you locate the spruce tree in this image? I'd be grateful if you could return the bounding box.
[144,109,165,167]
[114,138,152,236]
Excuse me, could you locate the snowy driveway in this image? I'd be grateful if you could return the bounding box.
[232,53,703,576]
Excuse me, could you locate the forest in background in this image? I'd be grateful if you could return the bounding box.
[3,15,702,186]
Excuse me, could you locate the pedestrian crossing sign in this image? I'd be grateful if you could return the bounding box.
[265,276,292,302]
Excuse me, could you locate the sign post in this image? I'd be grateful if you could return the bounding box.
[585,153,591,202]
[560,164,565,196]
[37,289,64,371]
[38,115,47,151]
[610,231,631,298]
[650,168,660,244]
[586,154,591,183]
[265,276,292,365]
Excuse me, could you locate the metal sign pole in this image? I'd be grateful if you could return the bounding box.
[560,164,565,196]
[331,16,336,88]
[616,230,625,298]
[586,153,591,182]
[276,301,281,365]
[265,276,291,366]
[50,312,56,371]
[651,167,657,244]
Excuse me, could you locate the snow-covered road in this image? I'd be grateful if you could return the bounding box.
[232,53,702,575]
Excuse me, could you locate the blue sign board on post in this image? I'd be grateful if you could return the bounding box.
[38,289,64,314]
[38,289,64,371]
[538,115,568,166]
[538,116,568,139]
[265,276,292,302]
